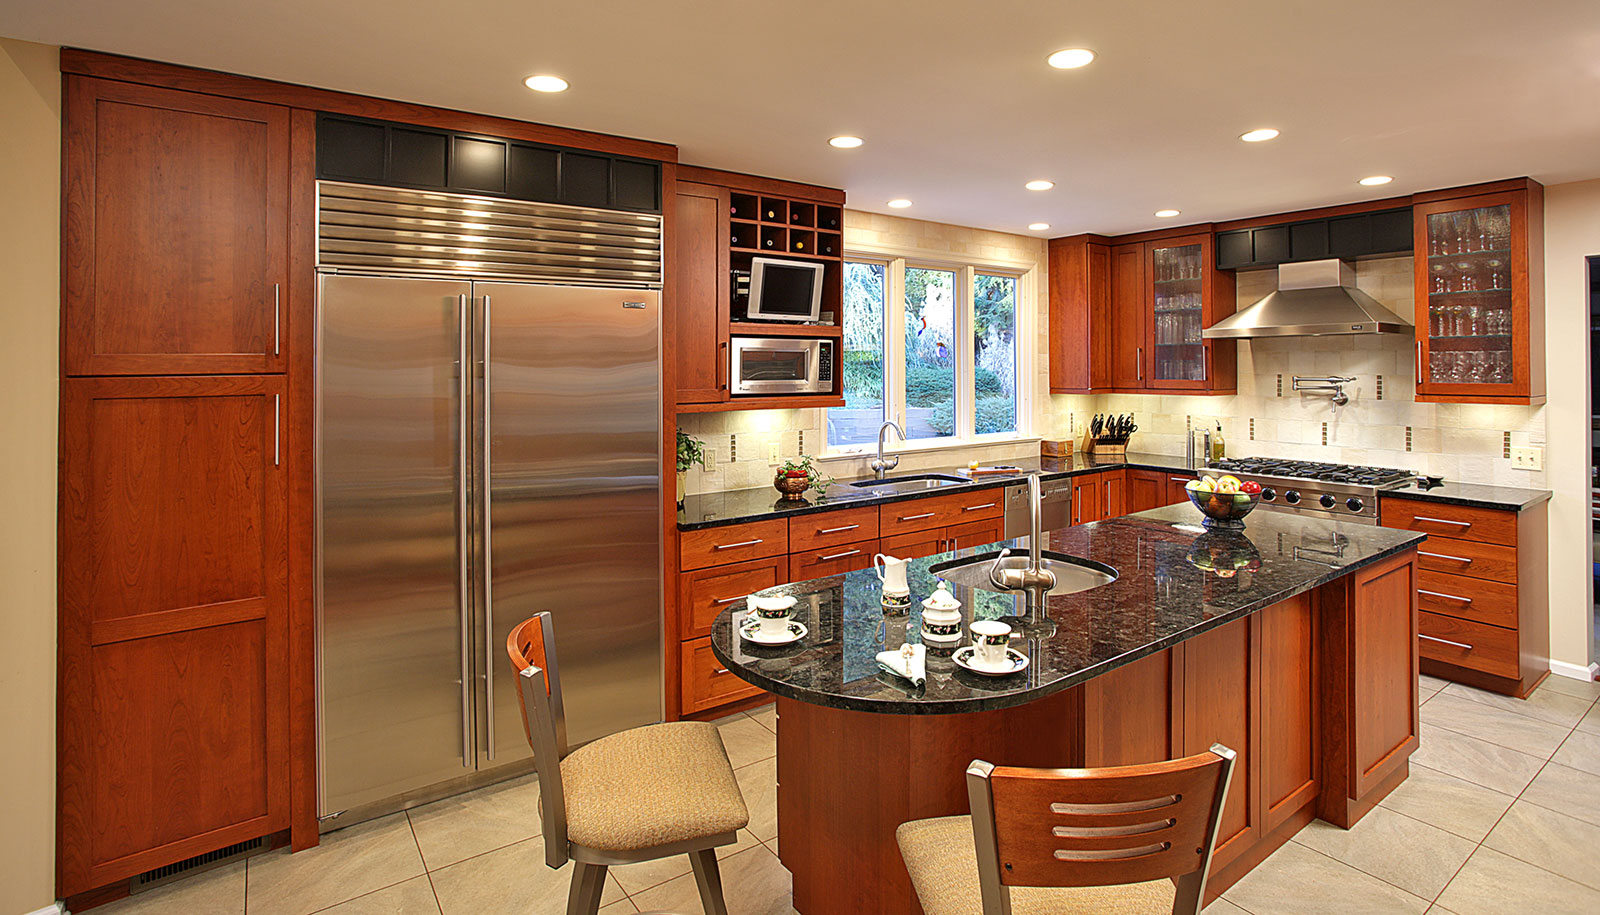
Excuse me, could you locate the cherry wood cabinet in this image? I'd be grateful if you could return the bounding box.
[57,376,290,894]
[1127,468,1193,513]
[1110,243,1146,389]
[1142,235,1236,392]
[64,77,290,376]
[672,181,731,404]
[1047,236,1111,393]
[1071,468,1128,524]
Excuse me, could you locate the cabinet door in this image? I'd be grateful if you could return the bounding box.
[673,181,731,404]
[1413,190,1539,404]
[1147,238,1208,390]
[1182,616,1258,872]
[789,539,878,580]
[1109,244,1146,388]
[946,518,1005,553]
[1165,473,1196,508]
[58,376,289,894]
[1101,469,1128,518]
[1071,475,1104,524]
[880,529,947,560]
[1127,469,1166,513]
[64,77,289,376]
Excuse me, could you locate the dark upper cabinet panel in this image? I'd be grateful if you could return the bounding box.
[1327,214,1370,259]
[315,114,662,213]
[1253,225,1290,263]
[1217,231,1252,270]
[1368,209,1412,253]
[1290,221,1329,261]
[1215,207,1413,269]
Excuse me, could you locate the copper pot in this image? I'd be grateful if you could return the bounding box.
[774,472,811,501]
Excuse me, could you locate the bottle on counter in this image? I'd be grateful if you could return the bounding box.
[1211,423,1226,461]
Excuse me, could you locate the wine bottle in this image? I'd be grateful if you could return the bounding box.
[794,240,805,251]
[764,238,775,248]
[765,208,777,220]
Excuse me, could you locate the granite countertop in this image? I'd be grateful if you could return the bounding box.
[708,504,1426,715]
[677,452,1198,531]
[1378,479,1551,512]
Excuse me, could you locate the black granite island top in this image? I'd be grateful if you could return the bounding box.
[709,504,1426,715]
[1379,479,1550,512]
[678,451,1197,531]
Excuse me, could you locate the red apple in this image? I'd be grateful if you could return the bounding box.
[1240,480,1262,494]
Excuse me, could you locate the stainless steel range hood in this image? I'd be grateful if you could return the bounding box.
[1203,259,1413,338]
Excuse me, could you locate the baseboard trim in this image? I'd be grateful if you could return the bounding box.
[25,903,66,915]
[1550,659,1600,682]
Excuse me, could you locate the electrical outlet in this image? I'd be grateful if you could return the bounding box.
[701,447,718,471]
[1510,446,1543,471]
[768,441,780,464]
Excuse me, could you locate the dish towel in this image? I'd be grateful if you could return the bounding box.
[876,643,926,687]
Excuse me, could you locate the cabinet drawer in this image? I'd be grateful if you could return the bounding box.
[1415,536,1517,584]
[679,556,784,640]
[681,637,763,714]
[680,519,789,571]
[879,489,1004,537]
[1382,499,1516,547]
[880,529,947,560]
[1419,611,1519,679]
[789,539,878,581]
[789,506,880,552]
[1417,570,1518,629]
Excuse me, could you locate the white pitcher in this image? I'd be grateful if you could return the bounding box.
[874,553,910,594]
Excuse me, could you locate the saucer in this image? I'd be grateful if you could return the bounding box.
[739,617,807,646]
[952,645,1029,676]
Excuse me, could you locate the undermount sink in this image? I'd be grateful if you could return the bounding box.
[931,550,1118,597]
[849,473,970,494]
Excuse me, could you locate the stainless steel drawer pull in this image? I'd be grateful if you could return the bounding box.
[712,668,732,676]
[714,539,764,550]
[1419,551,1473,565]
[1419,589,1473,604]
[899,512,937,521]
[1414,516,1471,528]
[273,394,280,466]
[1419,634,1473,651]
[712,596,747,605]
[964,503,998,512]
[273,283,281,356]
[819,549,862,561]
[1169,477,1192,484]
[818,524,861,534]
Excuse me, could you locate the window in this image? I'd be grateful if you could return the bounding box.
[827,257,1027,452]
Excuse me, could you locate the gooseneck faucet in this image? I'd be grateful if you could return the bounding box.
[989,474,1057,592]
[870,421,905,479]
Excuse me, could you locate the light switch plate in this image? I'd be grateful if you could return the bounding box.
[768,441,780,464]
[1510,446,1543,471]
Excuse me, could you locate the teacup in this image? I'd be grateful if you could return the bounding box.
[750,594,797,637]
[969,620,1012,669]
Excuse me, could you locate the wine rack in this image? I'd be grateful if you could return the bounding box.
[729,191,843,262]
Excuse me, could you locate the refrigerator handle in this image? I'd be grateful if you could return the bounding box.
[481,293,496,760]
[457,294,472,768]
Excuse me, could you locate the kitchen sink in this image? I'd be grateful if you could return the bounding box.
[849,473,971,494]
[931,550,1118,597]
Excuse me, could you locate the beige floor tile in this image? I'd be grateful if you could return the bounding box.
[627,844,795,915]
[1578,700,1600,735]
[1203,900,1251,915]
[598,901,638,914]
[311,876,440,915]
[1521,762,1600,827]
[1483,800,1600,890]
[1424,908,1462,914]
[718,714,778,770]
[1222,842,1429,914]
[608,830,760,895]
[1419,691,1573,758]
[97,861,245,915]
[405,773,542,870]
[1442,681,1597,729]
[1539,674,1600,702]
[1436,847,1600,915]
[1294,807,1475,899]
[1378,764,1515,842]
[707,710,751,727]
[247,815,425,915]
[428,836,625,915]
[1551,728,1600,777]
[1410,724,1545,796]
[736,757,777,841]
[1419,674,1452,695]
[748,702,777,734]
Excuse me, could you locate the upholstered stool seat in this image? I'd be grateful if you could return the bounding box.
[897,815,1177,915]
[562,720,749,852]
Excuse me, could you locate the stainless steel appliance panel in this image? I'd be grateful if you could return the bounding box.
[1004,479,1073,538]
[318,274,474,815]
[728,336,830,395]
[478,283,662,765]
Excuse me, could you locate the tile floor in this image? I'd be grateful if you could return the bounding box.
[93,674,1600,915]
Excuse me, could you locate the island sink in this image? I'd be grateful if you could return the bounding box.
[847,473,969,493]
[931,549,1118,596]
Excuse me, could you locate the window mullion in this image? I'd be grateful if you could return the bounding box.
[957,265,975,440]
[887,257,907,432]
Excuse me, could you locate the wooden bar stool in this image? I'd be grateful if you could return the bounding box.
[507,613,749,915]
[897,745,1237,915]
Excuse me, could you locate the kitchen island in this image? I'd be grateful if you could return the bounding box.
[710,504,1426,914]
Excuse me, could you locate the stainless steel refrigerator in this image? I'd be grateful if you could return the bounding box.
[316,272,662,825]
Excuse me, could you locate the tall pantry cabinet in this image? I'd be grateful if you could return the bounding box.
[57,76,298,897]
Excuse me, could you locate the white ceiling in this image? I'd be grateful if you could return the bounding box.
[6,0,1600,236]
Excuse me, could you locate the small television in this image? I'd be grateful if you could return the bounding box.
[745,257,825,322]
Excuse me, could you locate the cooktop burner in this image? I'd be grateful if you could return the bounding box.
[1207,458,1415,487]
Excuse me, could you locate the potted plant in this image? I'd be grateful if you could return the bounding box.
[675,432,707,507]
[773,454,833,502]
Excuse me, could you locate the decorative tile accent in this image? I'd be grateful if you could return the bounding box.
[1502,431,1511,458]
[1406,426,1413,452]
[1321,421,1328,446]
[1249,417,1256,441]
[1376,374,1385,400]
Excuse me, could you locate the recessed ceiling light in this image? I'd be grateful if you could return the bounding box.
[1154,209,1181,218]
[887,199,913,209]
[1359,175,1394,186]
[1024,180,1055,191]
[828,135,864,149]
[1239,128,1280,143]
[523,75,569,93]
[1028,223,1051,231]
[1047,48,1096,69]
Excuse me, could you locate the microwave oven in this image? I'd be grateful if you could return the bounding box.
[729,336,835,395]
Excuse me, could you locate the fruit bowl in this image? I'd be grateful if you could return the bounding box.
[1185,487,1260,529]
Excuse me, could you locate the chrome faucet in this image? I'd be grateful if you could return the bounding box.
[870,421,905,479]
[989,474,1057,592]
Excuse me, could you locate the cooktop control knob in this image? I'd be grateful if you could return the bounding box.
[1319,494,1337,509]
[1260,487,1276,502]
[1347,497,1364,513]
[1284,490,1301,504]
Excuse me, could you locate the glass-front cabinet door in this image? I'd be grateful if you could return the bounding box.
[1412,187,1541,404]
[1144,234,1233,391]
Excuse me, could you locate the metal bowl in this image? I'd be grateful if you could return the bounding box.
[1185,488,1260,529]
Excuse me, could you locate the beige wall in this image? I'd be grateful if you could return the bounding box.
[0,37,60,914]
[1542,179,1598,676]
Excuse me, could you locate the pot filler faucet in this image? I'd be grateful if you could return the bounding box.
[870,420,905,479]
[989,474,1057,592]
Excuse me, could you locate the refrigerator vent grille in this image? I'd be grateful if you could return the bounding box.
[317,181,662,287]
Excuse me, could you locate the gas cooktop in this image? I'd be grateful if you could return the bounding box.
[1207,458,1414,487]
[1200,458,1420,524]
